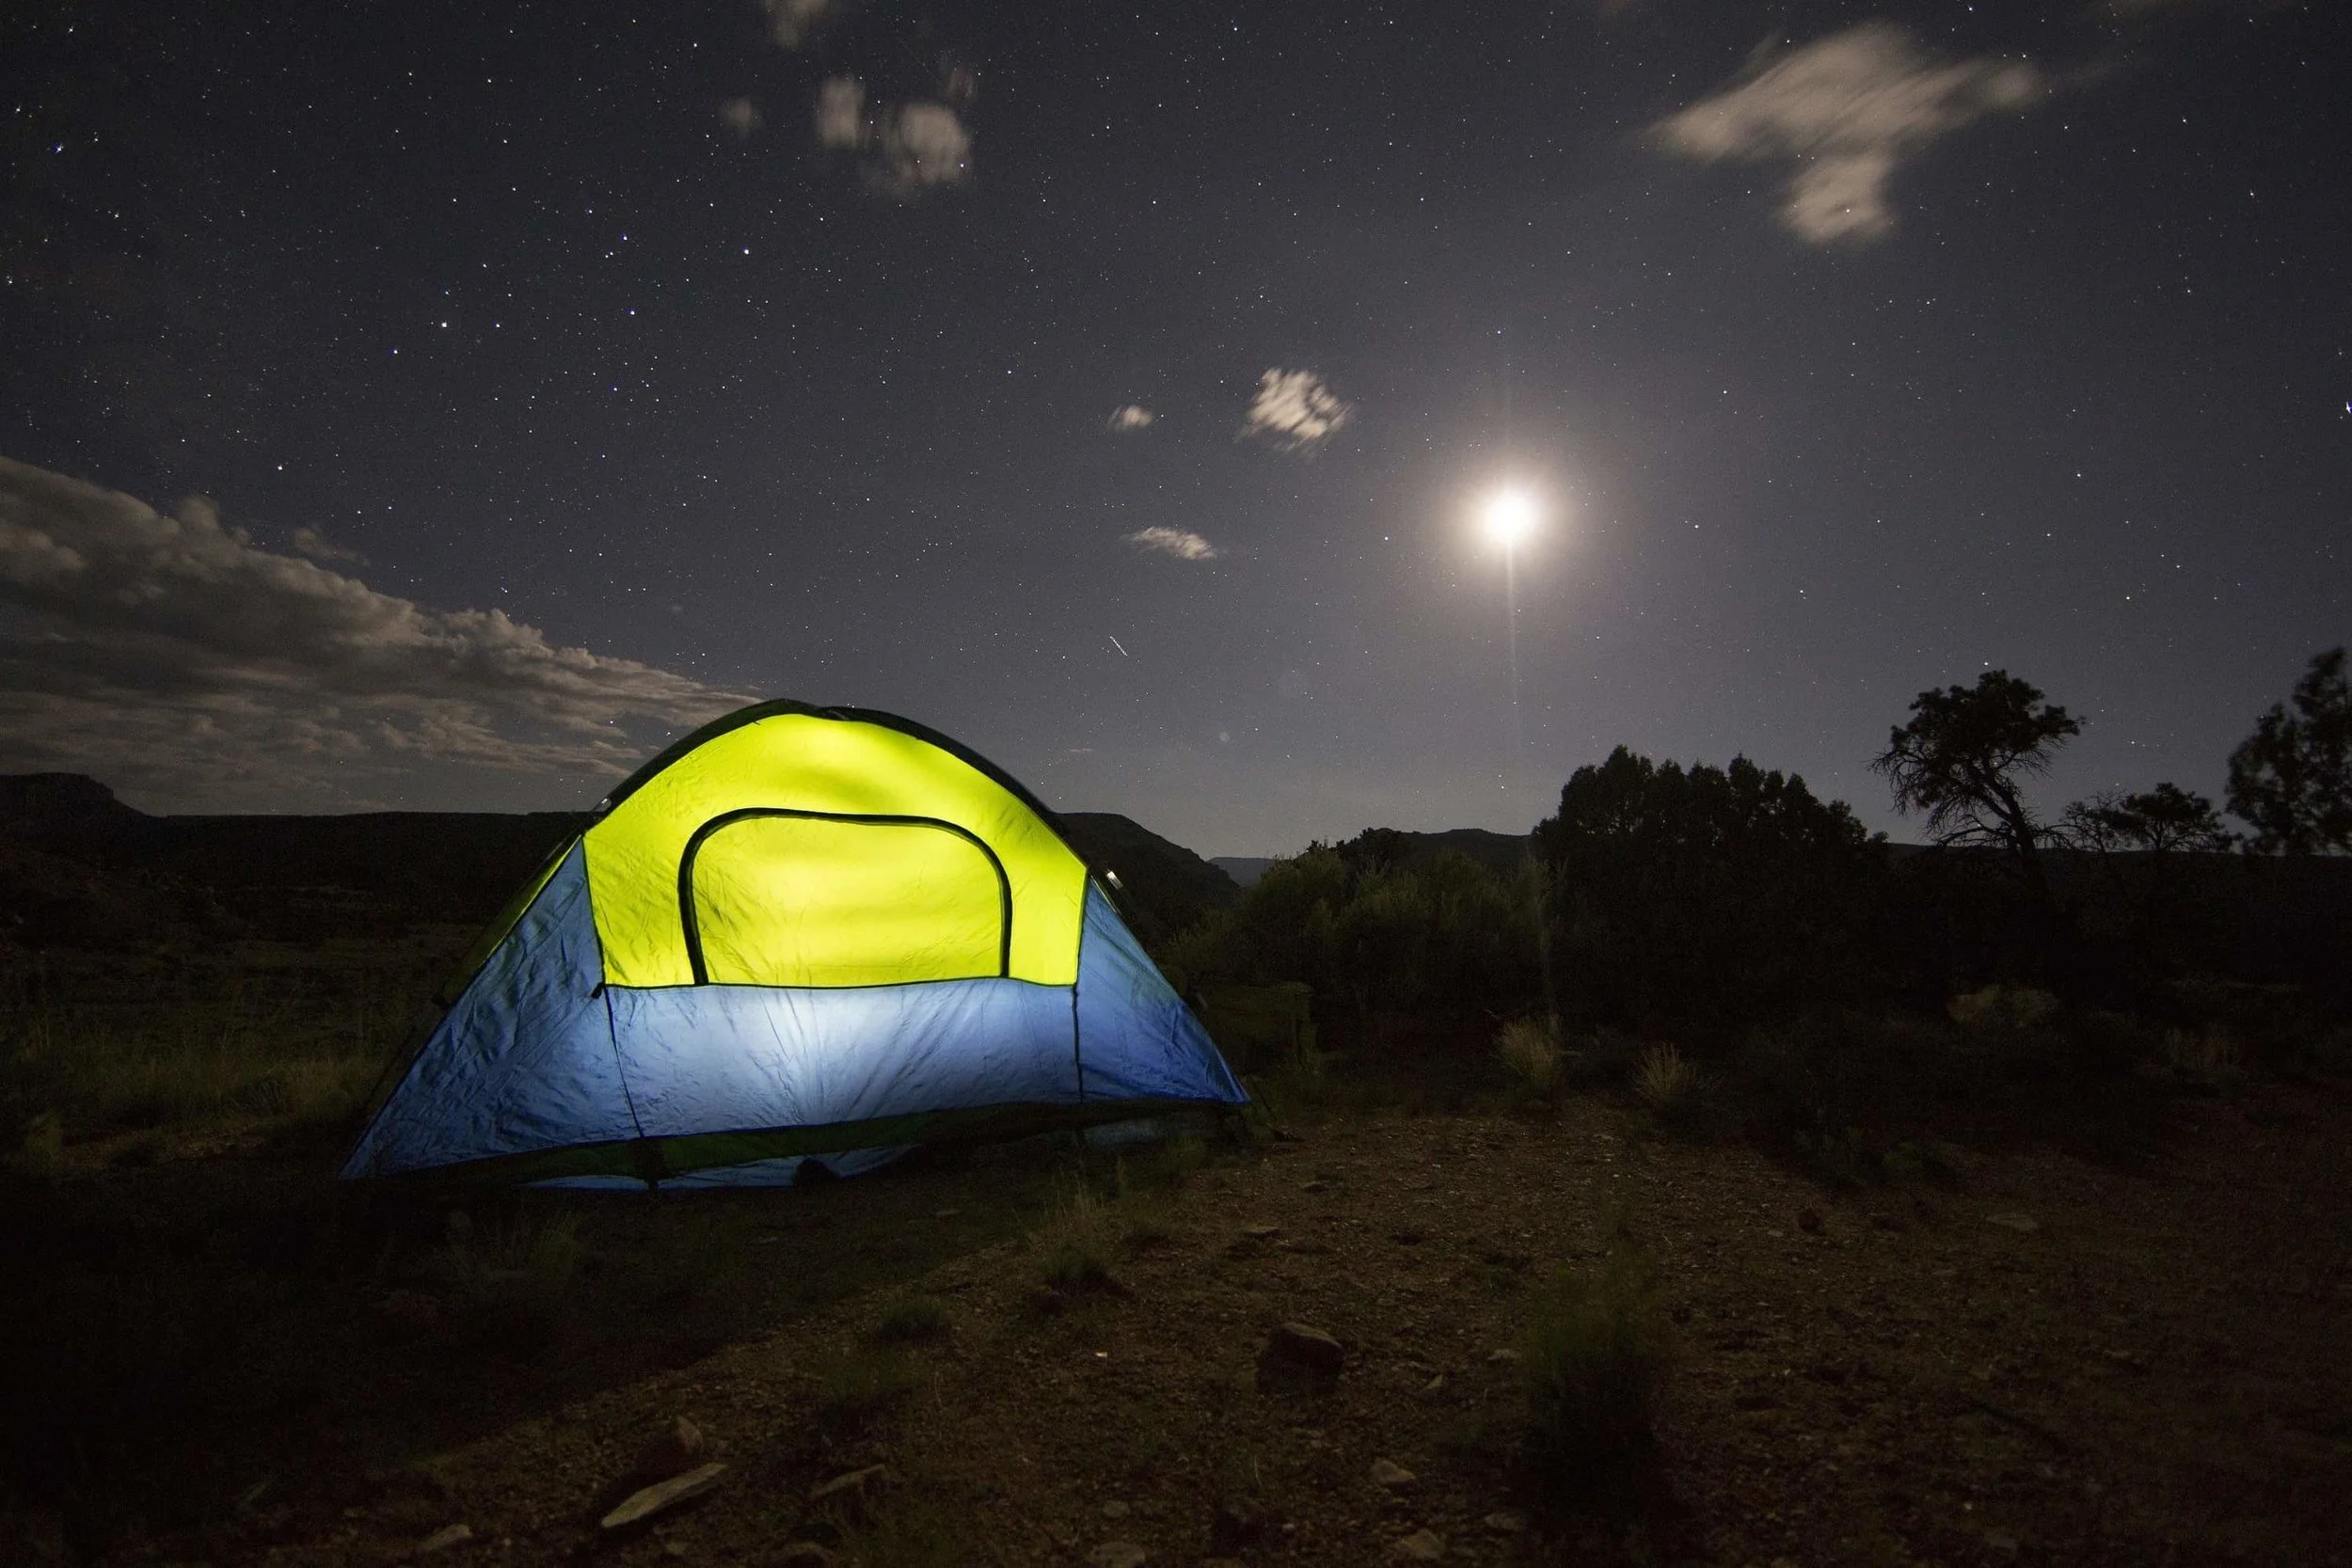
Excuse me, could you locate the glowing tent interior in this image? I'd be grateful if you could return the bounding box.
[342,702,1247,1188]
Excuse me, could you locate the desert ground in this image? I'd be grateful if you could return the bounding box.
[5,926,2347,1568]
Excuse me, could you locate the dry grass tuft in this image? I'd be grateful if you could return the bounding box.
[811,1342,920,1433]
[1032,1180,1123,1295]
[1948,984,2060,1032]
[1519,1235,1676,1496]
[1629,1044,1698,1123]
[1496,1015,1565,1098]
[0,972,381,1155]
[2160,1024,2245,1089]
[869,1294,952,1345]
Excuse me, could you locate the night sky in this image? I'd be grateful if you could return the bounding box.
[2,0,2344,856]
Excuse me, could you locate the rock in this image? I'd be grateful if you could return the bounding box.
[933,1208,961,1219]
[416,1523,473,1554]
[806,1465,898,1519]
[1241,1224,1281,1240]
[1208,1501,1264,1554]
[1257,1323,1344,1392]
[1421,1372,1446,1394]
[1485,1347,1520,1365]
[1483,1511,1526,1533]
[1101,1500,1131,1518]
[1797,1207,1824,1234]
[1984,1528,2020,1553]
[1985,1212,2041,1233]
[1390,1528,1445,1560]
[600,1463,727,1530]
[632,1416,706,1483]
[773,1546,835,1567]
[1089,1544,1148,1568]
[1369,1459,1418,1491]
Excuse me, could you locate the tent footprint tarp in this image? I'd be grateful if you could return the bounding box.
[343,702,1246,1188]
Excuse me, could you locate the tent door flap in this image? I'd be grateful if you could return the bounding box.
[678,809,1011,987]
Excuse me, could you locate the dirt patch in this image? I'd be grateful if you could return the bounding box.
[21,1077,2343,1568]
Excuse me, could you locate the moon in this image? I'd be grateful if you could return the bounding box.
[1478,487,1541,549]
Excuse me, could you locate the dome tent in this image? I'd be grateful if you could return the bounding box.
[342,702,1247,1189]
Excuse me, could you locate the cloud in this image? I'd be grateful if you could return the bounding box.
[1242,369,1351,451]
[816,76,867,150]
[1106,405,1155,432]
[721,97,764,138]
[289,524,365,564]
[0,455,747,810]
[815,81,971,192]
[1127,528,1217,562]
[1652,23,2044,244]
[762,0,832,49]
[877,103,972,191]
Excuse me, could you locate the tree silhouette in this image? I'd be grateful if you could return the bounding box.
[2064,783,2232,857]
[2227,647,2352,854]
[1533,746,1883,1021]
[1873,672,2080,902]
[2064,784,2232,955]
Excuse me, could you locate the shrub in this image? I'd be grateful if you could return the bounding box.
[2160,1024,2245,1090]
[1629,1044,1697,1123]
[442,1206,582,1288]
[1120,1131,1208,1192]
[0,971,379,1142]
[15,1109,64,1180]
[811,1343,919,1433]
[1168,844,1546,1025]
[868,1295,951,1345]
[1248,1039,1333,1130]
[1947,984,2059,1031]
[1496,1016,1564,1098]
[1792,1118,1884,1189]
[1519,1237,1675,1491]
[436,1206,582,1355]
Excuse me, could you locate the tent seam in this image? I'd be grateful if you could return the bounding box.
[605,983,645,1141]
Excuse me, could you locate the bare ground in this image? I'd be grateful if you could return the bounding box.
[30,1070,2344,1568]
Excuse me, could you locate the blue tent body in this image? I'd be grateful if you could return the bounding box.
[342,704,1247,1188]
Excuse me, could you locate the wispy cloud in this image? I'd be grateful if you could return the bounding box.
[289,524,365,564]
[1106,404,1155,432]
[761,0,832,49]
[1242,369,1351,451]
[720,97,764,138]
[0,456,746,810]
[1652,23,2044,244]
[1127,527,1217,562]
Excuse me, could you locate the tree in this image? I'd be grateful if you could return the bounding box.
[2064,783,2233,857]
[2226,647,2352,854]
[1532,747,1885,1022]
[2063,784,2233,958]
[1872,672,2081,901]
